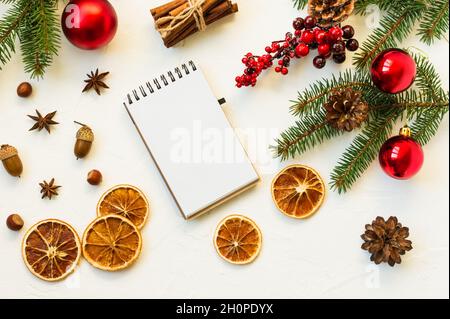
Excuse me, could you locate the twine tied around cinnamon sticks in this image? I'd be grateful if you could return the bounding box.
[156,0,207,38]
[151,0,239,48]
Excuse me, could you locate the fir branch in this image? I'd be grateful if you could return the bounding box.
[412,52,447,102]
[330,108,403,193]
[418,0,449,45]
[408,51,449,145]
[0,0,32,68]
[19,0,60,78]
[0,0,60,77]
[290,70,372,117]
[272,110,342,160]
[410,106,449,146]
[353,1,426,70]
[353,0,401,15]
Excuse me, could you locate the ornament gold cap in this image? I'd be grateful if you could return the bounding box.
[399,126,412,137]
[0,144,18,161]
[75,124,94,142]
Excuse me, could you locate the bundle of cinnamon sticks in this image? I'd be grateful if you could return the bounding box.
[151,0,239,48]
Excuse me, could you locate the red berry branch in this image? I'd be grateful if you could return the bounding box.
[235,16,359,88]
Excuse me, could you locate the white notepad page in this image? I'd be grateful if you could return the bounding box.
[125,62,259,220]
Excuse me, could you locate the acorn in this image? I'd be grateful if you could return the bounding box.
[74,122,94,159]
[0,145,23,177]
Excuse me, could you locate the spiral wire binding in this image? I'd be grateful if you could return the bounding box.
[126,61,197,105]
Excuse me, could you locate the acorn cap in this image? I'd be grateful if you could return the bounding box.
[0,144,18,161]
[76,126,94,142]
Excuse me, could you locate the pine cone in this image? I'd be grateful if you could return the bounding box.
[308,0,355,27]
[324,88,369,132]
[361,216,413,267]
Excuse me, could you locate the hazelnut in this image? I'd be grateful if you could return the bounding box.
[17,82,33,98]
[87,169,102,185]
[6,214,24,231]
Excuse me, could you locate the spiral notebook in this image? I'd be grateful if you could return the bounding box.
[124,61,260,220]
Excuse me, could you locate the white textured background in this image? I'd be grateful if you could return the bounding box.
[0,0,448,299]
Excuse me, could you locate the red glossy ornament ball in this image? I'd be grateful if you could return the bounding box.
[371,49,416,94]
[61,0,118,50]
[379,127,424,180]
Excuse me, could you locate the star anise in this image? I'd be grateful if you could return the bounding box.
[39,178,61,200]
[28,110,59,134]
[82,69,110,95]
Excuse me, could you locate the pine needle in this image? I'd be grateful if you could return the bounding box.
[353,1,426,70]
[417,0,449,45]
[0,0,61,78]
[292,0,308,10]
[330,108,403,193]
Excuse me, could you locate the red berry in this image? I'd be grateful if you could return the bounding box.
[313,56,326,69]
[318,43,331,56]
[293,17,305,30]
[332,53,346,64]
[294,29,302,37]
[281,68,289,75]
[322,51,332,59]
[300,30,314,44]
[246,52,253,57]
[329,27,344,41]
[332,40,346,54]
[275,66,282,73]
[265,46,272,53]
[304,16,316,29]
[342,25,355,39]
[346,39,359,51]
[315,30,328,44]
[295,43,310,57]
[242,58,248,64]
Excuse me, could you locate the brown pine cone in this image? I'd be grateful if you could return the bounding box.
[361,216,413,267]
[308,0,355,27]
[324,87,369,132]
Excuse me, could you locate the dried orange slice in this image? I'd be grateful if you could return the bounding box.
[272,165,325,219]
[22,219,81,282]
[82,215,142,271]
[97,184,149,229]
[214,215,262,265]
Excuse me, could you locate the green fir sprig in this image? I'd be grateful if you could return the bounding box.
[353,1,425,70]
[0,0,60,78]
[417,0,449,45]
[274,54,449,193]
[282,0,449,193]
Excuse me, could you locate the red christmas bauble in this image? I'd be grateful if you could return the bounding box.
[61,0,118,50]
[370,49,416,94]
[379,127,424,180]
